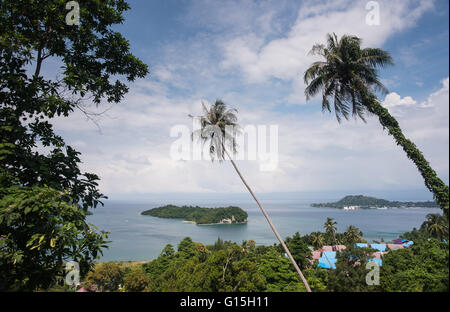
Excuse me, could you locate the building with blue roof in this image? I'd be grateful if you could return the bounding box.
[370,244,387,252]
[367,258,382,266]
[318,257,337,269]
[322,251,337,259]
[355,243,369,248]
[403,241,414,247]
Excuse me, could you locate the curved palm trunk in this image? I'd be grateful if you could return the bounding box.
[367,99,449,217]
[222,145,312,292]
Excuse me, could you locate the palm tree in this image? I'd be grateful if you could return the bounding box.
[304,33,449,217]
[345,225,362,244]
[422,213,449,240]
[190,99,312,292]
[323,217,337,245]
[311,232,325,249]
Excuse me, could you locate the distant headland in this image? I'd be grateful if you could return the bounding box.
[141,205,248,225]
[311,195,439,209]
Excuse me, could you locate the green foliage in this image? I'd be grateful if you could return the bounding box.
[304,268,328,292]
[327,246,375,292]
[420,214,449,240]
[190,99,240,161]
[78,222,448,293]
[380,239,449,292]
[256,248,306,292]
[283,232,312,269]
[123,265,150,292]
[323,217,338,243]
[0,0,147,291]
[141,205,248,224]
[0,0,148,211]
[0,185,109,291]
[84,262,124,292]
[142,237,264,292]
[312,195,438,208]
[309,232,325,249]
[344,225,364,245]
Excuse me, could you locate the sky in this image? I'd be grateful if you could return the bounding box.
[49,0,449,202]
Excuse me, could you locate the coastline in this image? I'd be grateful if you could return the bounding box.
[196,221,248,226]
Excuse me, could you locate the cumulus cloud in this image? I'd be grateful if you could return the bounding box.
[383,92,417,108]
[219,0,434,103]
[50,77,448,197]
[47,0,447,199]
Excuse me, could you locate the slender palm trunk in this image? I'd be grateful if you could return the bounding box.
[367,98,449,217]
[222,145,312,292]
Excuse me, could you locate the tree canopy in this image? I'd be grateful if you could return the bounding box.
[0,0,148,291]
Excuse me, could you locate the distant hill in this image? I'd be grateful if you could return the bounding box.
[311,195,439,209]
[141,205,248,225]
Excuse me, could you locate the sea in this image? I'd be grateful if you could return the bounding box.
[86,199,441,262]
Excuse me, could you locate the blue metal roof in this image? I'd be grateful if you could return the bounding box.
[367,258,382,266]
[403,241,414,247]
[322,250,337,259]
[318,257,337,269]
[370,244,387,252]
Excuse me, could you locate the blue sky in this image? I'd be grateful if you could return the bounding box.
[50,0,449,202]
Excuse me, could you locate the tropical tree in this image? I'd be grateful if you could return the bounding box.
[123,266,150,292]
[284,232,312,269]
[380,239,449,292]
[1,0,148,211]
[0,0,148,291]
[190,100,312,292]
[421,213,449,240]
[83,262,125,292]
[345,225,362,245]
[0,186,109,291]
[311,232,325,249]
[304,33,449,216]
[323,217,337,245]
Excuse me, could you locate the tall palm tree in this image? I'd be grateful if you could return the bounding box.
[304,33,449,217]
[311,232,325,249]
[345,225,362,244]
[422,213,449,240]
[190,99,312,292]
[323,217,337,245]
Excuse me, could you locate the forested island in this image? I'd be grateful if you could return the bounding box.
[311,195,439,209]
[141,205,248,225]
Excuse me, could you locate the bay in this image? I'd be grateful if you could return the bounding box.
[87,199,441,262]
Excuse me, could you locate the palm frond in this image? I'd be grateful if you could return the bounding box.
[190,99,241,161]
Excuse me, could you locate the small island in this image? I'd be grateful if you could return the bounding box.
[311,195,439,209]
[141,205,248,225]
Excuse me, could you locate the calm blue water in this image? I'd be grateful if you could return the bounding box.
[87,200,441,261]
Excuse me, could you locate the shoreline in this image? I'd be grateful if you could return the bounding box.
[196,221,248,226]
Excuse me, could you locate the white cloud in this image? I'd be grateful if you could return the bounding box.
[381,77,449,172]
[46,1,447,199]
[383,92,417,108]
[220,0,434,103]
[50,77,448,197]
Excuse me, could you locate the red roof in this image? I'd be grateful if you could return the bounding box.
[333,245,347,251]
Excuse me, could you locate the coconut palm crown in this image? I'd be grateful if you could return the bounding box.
[191,99,240,161]
[304,33,449,216]
[304,33,393,122]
